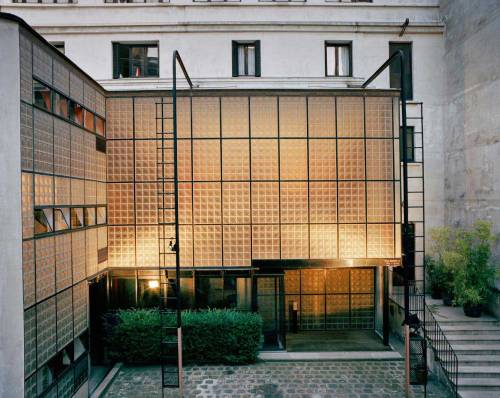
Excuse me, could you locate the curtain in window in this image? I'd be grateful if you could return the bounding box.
[338,46,350,76]
[238,46,245,76]
[247,46,256,76]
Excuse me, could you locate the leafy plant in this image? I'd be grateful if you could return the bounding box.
[103,309,263,365]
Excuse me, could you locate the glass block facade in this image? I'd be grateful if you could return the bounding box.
[106,94,400,270]
[19,27,106,397]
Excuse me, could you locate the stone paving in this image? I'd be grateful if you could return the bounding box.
[103,361,453,398]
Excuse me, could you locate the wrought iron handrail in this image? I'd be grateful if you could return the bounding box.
[418,289,459,398]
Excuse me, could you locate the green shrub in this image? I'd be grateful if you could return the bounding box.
[103,309,263,365]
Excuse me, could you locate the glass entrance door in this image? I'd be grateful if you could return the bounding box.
[253,275,286,350]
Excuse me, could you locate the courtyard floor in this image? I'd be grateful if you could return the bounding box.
[103,361,453,398]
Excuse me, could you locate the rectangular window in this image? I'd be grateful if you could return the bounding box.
[389,42,413,100]
[84,207,96,227]
[54,208,70,231]
[84,109,95,132]
[33,80,52,111]
[70,101,84,126]
[96,116,106,136]
[232,41,261,77]
[325,42,352,77]
[400,126,415,162]
[54,92,69,119]
[71,208,84,228]
[113,43,159,79]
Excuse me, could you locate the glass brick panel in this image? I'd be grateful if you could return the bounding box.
[337,139,365,180]
[57,366,74,398]
[72,230,86,283]
[20,32,33,104]
[73,281,88,337]
[351,268,374,293]
[194,225,222,266]
[23,240,36,308]
[37,297,57,366]
[133,139,156,182]
[178,183,192,224]
[85,180,97,205]
[24,307,37,377]
[35,175,53,208]
[86,228,98,276]
[251,182,279,224]
[308,96,335,137]
[309,181,337,224]
[70,126,85,178]
[54,119,71,176]
[367,182,394,222]
[365,97,393,138]
[326,294,350,329]
[71,179,84,205]
[54,177,71,206]
[106,98,133,139]
[301,269,324,294]
[179,225,193,267]
[338,181,366,223]
[177,97,191,139]
[34,109,53,174]
[285,270,300,294]
[309,139,336,180]
[221,97,249,137]
[351,294,374,329]
[281,224,308,259]
[134,97,159,139]
[280,182,308,223]
[178,139,192,182]
[56,289,73,350]
[108,226,135,267]
[251,139,278,181]
[36,237,55,302]
[107,140,133,182]
[252,224,280,259]
[366,139,393,180]
[22,172,34,239]
[96,152,107,182]
[337,97,364,138]
[55,234,72,292]
[310,224,337,259]
[192,97,220,138]
[135,183,158,225]
[339,224,366,258]
[222,140,249,180]
[367,224,395,258]
[326,268,349,293]
[136,226,159,267]
[95,91,106,118]
[193,182,221,224]
[279,97,307,137]
[97,182,107,204]
[250,97,277,137]
[53,59,70,95]
[301,295,325,330]
[280,139,307,180]
[33,43,52,84]
[222,182,250,224]
[84,83,96,112]
[223,225,251,266]
[70,72,84,104]
[108,183,134,225]
[84,133,97,180]
[192,140,220,181]
[21,102,34,171]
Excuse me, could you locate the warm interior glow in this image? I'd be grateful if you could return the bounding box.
[148,280,159,289]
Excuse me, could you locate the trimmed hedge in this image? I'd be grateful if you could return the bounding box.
[103,309,263,365]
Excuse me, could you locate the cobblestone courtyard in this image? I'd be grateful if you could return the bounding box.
[103,361,452,398]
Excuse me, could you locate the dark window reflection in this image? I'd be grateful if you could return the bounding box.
[33,80,52,111]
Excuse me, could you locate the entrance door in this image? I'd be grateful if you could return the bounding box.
[253,275,286,350]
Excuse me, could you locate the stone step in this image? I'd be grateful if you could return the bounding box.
[458,365,500,378]
[442,324,500,335]
[435,319,499,327]
[446,334,500,344]
[457,355,500,366]
[453,345,500,355]
[457,377,500,391]
[459,390,500,398]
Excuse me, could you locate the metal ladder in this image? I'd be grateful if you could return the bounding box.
[156,97,183,395]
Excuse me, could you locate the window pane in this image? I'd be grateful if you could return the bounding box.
[338,46,350,76]
[84,109,95,132]
[84,207,96,226]
[54,208,70,231]
[33,80,52,111]
[95,117,105,136]
[238,45,245,76]
[70,101,84,125]
[54,93,69,119]
[71,208,84,228]
[247,45,256,76]
[326,47,335,76]
[115,44,159,79]
[35,208,53,234]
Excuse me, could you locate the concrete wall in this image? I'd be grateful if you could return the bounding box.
[440,0,500,316]
[0,19,25,398]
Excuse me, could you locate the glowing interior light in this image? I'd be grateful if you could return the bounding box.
[148,280,159,289]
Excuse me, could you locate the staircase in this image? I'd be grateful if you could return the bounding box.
[427,297,500,398]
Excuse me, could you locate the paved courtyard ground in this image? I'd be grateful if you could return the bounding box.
[103,361,453,398]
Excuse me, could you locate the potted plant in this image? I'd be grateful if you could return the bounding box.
[452,221,499,318]
[426,256,445,299]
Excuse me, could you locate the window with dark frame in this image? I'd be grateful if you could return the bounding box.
[33,79,52,111]
[400,126,415,162]
[232,41,261,77]
[50,41,65,54]
[113,43,159,79]
[325,42,352,77]
[389,42,413,100]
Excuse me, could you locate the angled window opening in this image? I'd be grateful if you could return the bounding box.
[54,92,69,119]
[33,79,52,111]
[71,207,84,229]
[84,207,96,227]
[34,208,53,235]
[54,208,71,231]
